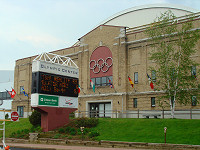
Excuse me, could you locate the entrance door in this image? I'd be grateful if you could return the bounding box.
[89,102,111,118]
[90,103,99,118]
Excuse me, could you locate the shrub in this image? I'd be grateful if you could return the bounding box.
[68,136,72,139]
[5,113,9,119]
[74,117,99,128]
[65,126,71,133]
[58,128,65,133]
[53,134,61,139]
[88,131,100,138]
[29,110,41,126]
[30,126,42,133]
[69,127,76,135]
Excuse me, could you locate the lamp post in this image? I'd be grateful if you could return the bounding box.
[80,127,84,141]
[164,127,167,144]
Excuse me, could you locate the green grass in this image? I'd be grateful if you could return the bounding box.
[1,118,200,145]
[93,118,200,145]
[0,118,32,137]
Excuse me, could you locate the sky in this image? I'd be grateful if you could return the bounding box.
[0,0,200,71]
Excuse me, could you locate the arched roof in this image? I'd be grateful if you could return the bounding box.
[96,4,199,28]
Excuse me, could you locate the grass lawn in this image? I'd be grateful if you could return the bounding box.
[93,118,200,145]
[0,118,32,137]
[0,118,200,145]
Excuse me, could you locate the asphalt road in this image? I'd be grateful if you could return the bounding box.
[2,143,150,150]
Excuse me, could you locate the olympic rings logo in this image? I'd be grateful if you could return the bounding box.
[89,57,113,74]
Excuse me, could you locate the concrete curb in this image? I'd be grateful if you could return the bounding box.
[4,138,200,150]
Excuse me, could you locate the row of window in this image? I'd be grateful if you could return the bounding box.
[90,66,196,87]
[91,76,113,87]
[133,96,197,108]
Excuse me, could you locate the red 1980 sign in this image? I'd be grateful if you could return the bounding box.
[11,112,19,121]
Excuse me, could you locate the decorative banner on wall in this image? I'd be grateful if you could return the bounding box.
[90,46,113,78]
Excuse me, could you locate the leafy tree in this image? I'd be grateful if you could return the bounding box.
[29,110,41,126]
[145,10,200,118]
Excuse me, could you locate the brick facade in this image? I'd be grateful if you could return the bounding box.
[12,15,200,118]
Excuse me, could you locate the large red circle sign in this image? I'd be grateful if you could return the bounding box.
[11,112,19,121]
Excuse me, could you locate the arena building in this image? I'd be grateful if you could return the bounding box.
[12,4,200,118]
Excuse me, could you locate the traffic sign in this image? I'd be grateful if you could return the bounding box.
[11,112,19,121]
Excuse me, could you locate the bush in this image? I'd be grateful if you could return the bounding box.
[29,110,41,126]
[74,117,99,128]
[69,127,76,135]
[5,113,9,119]
[53,134,61,139]
[65,126,71,133]
[30,126,42,133]
[88,131,100,138]
[10,129,30,139]
[58,128,65,133]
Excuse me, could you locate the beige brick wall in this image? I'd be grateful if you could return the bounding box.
[12,18,200,117]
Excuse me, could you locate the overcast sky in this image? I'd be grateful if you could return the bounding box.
[0,0,200,70]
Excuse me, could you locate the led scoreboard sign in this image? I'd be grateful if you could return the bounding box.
[31,60,79,108]
[32,72,78,97]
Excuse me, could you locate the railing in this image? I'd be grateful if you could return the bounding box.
[75,109,200,119]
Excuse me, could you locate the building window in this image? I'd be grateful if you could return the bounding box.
[192,96,197,106]
[191,66,196,78]
[151,97,155,107]
[20,86,24,94]
[133,98,137,108]
[152,70,156,82]
[134,72,138,84]
[91,76,113,87]
[17,106,24,117]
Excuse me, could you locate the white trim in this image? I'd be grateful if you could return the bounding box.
[33,52,78,68]
[78,90,164,98]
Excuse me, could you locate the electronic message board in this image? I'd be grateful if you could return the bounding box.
[32,72,78,97]
[31,61,79,108]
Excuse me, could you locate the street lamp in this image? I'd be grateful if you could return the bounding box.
[164,127,167,144]
[80,127,85,141]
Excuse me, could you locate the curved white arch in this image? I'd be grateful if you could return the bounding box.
[96,3,199,28]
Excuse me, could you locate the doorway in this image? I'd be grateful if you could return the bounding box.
[89,102,111,118]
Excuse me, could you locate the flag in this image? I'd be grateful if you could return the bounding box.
[22,87,28,97]
[147,74,154,89]
[78,85,81,93]
[128,76,134,88]
[7,88,16,98]
[90,79,95,93]
[109,79,114,88]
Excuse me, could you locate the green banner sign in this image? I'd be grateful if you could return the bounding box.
[38,95,59,106]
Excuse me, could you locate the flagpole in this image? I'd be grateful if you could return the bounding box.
[96,88,101,94]
[80,88,86,95]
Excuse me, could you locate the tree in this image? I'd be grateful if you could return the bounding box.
[29,110,41,126]
[145,10,200,118]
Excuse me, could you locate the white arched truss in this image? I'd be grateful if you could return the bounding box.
[33,52,78,68]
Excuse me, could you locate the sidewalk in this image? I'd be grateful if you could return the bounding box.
[6,143,148,150]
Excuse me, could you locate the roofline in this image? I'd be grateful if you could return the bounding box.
[78,24,126,41]
[95,3,199,28]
